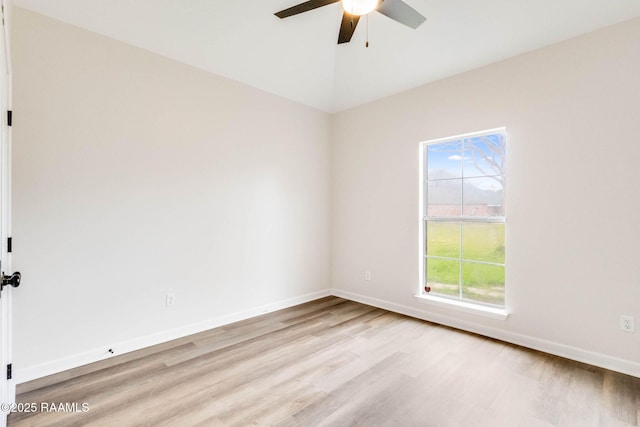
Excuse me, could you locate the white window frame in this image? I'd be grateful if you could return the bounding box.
[416,128,508,320]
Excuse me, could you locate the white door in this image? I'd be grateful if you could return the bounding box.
[0,1,15,426]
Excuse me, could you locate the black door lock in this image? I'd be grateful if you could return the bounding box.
[1,272,21,290]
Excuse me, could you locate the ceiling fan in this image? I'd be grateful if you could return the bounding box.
[275,0,426,44]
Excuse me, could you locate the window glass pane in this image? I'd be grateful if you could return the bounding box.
[426,221,460,258]
[463,134,505,179]
[462,262,504,306]
[427,179,462,217]
[462,177,504,217]
[462,223,505,264]
[426,258,460,297]
[427,141,462,180]
[422,130,506,309]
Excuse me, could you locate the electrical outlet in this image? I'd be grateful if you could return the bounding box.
[364,270,372,281]
[620,315,634,333]
[166,293,176,307]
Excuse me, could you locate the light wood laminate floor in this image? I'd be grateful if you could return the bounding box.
[9,297,640,426]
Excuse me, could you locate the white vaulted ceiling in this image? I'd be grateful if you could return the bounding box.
[12,0,640,112]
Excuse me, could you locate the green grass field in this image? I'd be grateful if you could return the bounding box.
[426,222,505,305]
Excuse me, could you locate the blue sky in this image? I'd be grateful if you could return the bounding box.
[426,134,505,192]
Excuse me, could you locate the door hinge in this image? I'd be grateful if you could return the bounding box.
[7,237,11,253]
[6,364,11,380]
[7,110,12,127]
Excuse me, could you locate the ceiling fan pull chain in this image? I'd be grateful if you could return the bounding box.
[365,14,370,48]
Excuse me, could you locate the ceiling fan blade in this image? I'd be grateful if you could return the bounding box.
[275,0,341,19]
[338,12,360,44]
[377,0,426,29]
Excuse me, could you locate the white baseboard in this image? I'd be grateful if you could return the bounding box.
[15,289,332,384]
[331,288,640,378]
[16,287,639,383]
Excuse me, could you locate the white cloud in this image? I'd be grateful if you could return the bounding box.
[448,154,471,161]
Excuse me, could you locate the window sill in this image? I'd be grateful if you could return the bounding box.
[414,294,509,320]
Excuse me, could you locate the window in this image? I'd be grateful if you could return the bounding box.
[420,128,506,308]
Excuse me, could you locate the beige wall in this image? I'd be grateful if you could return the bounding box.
[12,8,330,379]
[331,18,640,373]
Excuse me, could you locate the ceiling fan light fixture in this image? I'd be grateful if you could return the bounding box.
[342,0,378,16]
